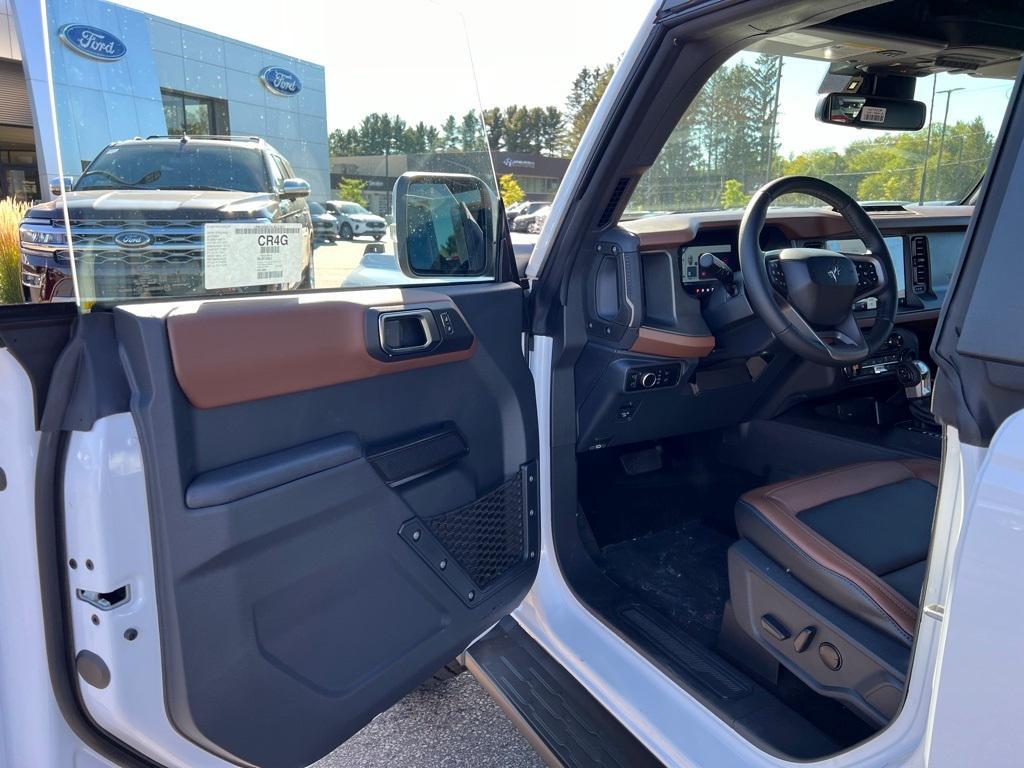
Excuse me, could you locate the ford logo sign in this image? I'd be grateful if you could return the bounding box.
[114,231,152,249]
[260,66,302,96]
[58,24,127,62]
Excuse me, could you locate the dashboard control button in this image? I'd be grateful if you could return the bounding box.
[639,372,658,389]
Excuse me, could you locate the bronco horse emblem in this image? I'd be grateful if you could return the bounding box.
[827,263,842,282]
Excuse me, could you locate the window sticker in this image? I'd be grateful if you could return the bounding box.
[203,223,303,289]
[860,105,887,124]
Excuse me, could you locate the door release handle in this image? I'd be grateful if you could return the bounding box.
[378,309,439,355]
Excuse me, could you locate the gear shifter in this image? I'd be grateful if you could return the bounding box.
[897,359,937,429]
[897,359,932,400]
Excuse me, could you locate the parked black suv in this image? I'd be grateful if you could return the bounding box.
[20,135,314,302]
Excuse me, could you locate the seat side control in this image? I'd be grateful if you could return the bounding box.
[793,626,816,653]
[760,614,790,641]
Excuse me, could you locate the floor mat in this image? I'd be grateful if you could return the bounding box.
[600,520,734,647]
[577,437,766,547]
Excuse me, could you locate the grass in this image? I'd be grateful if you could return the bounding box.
[0,198,30,305]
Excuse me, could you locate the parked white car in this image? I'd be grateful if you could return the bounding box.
[323,200,387,240]
[525,204,551,234]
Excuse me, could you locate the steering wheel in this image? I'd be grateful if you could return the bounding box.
[738,176,897,367]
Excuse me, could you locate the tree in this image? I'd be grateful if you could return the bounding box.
[441,114,460,150]
[565,64,615,152]
[459,111,486,151]
[329,127,362,157]
[719,179,750,208]
[482,107,506,150]
[336,177,367,205]
[499,174,526,206]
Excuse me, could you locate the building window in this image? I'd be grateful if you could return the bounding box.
[161,90,230,136]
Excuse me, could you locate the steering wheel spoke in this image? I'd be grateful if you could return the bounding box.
[847,252,887,299]
[763,252,788,295]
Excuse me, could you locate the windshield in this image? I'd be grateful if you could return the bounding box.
[341,203,371,215]
[308,201,326,214]
[624,50,1012,217]
[75,143,271,193]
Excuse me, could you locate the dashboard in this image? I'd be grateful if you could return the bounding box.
[572,206,972,451]
[635,210,969,319]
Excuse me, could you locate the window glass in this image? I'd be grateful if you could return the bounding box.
[30,0,504,307]
[624,48,1013,217]
[75,143,271,193]
[3,0,642,308]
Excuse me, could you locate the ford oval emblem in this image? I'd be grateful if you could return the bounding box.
[260,66,302,96]
[58,24,127,62]
[114,231,152,249]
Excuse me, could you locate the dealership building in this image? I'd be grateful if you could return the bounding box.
[331,151,571,215]
[0,0,330,201]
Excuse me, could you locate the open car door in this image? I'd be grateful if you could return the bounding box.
[2,231,538,768]
[0,3,539,762]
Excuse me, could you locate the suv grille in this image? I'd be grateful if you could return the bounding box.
[68,219,207,299]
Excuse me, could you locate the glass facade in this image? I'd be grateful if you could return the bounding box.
[161,90,230,136]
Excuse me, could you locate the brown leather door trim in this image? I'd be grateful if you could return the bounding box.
[630,326,715,358]
[166,289,475,409]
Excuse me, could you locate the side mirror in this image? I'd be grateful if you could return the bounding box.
[394,172,494,279]
[815,93,926,131]
[49,176,74,196]
[281,178,311,199]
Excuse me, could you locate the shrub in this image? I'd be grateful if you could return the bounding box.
[0,198,30,305]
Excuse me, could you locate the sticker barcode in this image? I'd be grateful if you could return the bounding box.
[257,270,283,280]
[237,226,278,235]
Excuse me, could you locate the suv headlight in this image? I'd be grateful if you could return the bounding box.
[20,222,68,247]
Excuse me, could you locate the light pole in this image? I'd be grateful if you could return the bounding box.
[933,87,964,201]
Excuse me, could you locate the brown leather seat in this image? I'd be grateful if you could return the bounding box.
[735,460,940,645]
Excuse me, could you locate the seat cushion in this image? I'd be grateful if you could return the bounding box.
[735,460,939,645]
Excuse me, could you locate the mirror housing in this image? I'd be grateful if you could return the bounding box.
[815,93,926,131]
[281,178,311,199]
[49,176,74,196]
[394,172,494,279]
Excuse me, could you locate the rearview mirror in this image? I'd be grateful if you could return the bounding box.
[815,93,926,131]
[394,172,494,279]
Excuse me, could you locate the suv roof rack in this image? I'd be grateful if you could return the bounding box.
[141,134,264,143]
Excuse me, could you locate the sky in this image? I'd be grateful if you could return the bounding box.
[97,0,1013,157]
[112,0,653,133]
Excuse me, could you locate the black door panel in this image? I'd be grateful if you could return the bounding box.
[107,281,537,767]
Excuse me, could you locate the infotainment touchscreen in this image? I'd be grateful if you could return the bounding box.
[826,236,905,298]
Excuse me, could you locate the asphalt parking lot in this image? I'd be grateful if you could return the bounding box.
[311,237,376,288]
[314,671,544,768]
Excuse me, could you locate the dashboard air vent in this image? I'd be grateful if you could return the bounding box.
[598,177,631,227]
[909,235,930,295]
